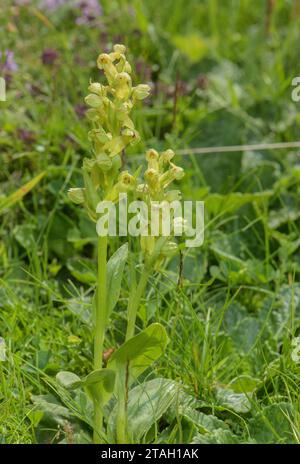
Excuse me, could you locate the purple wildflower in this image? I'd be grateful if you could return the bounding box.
[17,128,36,145]
[39,0,102,26]
[41,48,59,65]
[0,50,18,74]
[40,0,66,11]
[75,0,102,25]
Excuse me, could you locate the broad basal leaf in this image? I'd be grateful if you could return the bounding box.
[191,428,240,444]
[107,323,169,382]
[248,402,295,443]
[31,394,73,426]
[181,407,229,434]
[215,387,252,413]
[56,371,81,389]
[108,378,180,442]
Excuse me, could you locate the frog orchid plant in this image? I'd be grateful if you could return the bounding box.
[58,45,185,444]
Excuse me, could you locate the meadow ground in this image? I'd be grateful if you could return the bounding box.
[0,0,300,444]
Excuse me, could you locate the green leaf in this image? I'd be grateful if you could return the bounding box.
[228,375,260,393]
[106,243,128,318]
[13,224,37,250]
[27,410,44,428]
[108,378,180,442]
[66,297,92,326]
[56,369,116,406]
[249,403,295,443]
[191,428,240,444]
[231,317,261,353]
[107,323,169,382]
[67,258,96,284]
[56,371,82,389]
[181,408,228,434]
[83,369,115,405]
[31,394,73,426]
[215,387,252,413]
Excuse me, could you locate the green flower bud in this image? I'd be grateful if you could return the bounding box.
[145,168,160,188]
[96,153,112,171]
[85,93,102,108]
[118,170,136,190]
[171,163,185,180]
[123,61,132,74]
[82,157,95,171]
[132,84,151,100]
[85,108,101,122]
[88,128,112,144]
[88,82,105,96]
[97,53,111,69]
[119,114,135,130]
[136,183,149,196]
[105,171,136,202]
[159,149,175,167]
[146,149,159,170]
[68,188,85,205]
[159,164,184,188]
[97,53,117,83]
[91,163,104,188]
[103,135,126,157]
[114,72,132,100]
[113,44,126,55]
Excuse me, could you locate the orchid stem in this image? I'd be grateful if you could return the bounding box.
[125,265,150,341]
[93,235,107,444]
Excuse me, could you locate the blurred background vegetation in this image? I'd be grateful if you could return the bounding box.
[0,0,300,444]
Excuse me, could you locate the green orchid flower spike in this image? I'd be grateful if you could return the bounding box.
[63,44,184,444]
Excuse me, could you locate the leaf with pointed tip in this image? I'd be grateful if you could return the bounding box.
[56,371,82,389]
[83,369,116,405]
[108,323,169,383]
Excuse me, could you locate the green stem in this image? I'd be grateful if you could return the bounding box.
[125,237,168,341]
[125,265,150,341]
[118,237,168,442]
[93,235,108,444]
[116,364,128,443]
